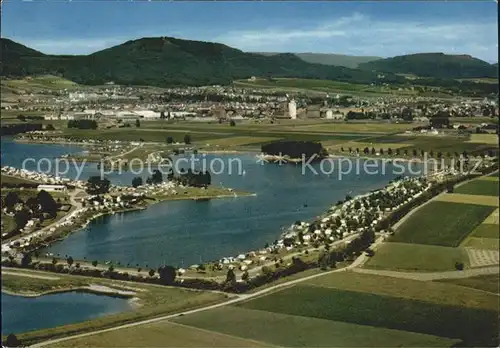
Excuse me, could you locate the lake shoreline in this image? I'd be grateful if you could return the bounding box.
[1,286,137,301]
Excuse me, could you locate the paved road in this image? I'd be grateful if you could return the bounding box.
[30,237,383,348]
[28,172,500,347]
[2,188,85,256]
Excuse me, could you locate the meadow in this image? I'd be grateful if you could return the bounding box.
[175,306,455,347]
[390,201,496,247]
[305,272,498,310]
[435,193,499,207]
[237,285,498,346]
[454,179,500,197]
[438,274,500,294]
[52,320,271,348]
[364,243,469,272]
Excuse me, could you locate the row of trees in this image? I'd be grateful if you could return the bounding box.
[133,168,212,188]
[172,169,212,187]
[166,134,191,144]
[340,146,494,159]
[67,119,98,130]
[262,140,328,160]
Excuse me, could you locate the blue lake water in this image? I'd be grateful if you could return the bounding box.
[1,292,131,335]
[1,137,423,333]
[1,138,422,268]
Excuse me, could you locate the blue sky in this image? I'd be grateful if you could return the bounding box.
[3,1,498,62]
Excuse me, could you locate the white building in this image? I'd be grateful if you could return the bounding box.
[37,184,67,192]
[288,100,297,119]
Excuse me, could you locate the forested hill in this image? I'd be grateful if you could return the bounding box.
[358,53,498,79]
[1,36,403,87]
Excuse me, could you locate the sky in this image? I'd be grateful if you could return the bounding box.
[2,1,498,62]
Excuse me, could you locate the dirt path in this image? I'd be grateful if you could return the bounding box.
[2,270,60,280]
[353,266,499,281]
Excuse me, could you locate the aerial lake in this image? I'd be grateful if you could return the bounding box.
[1,138,422,268]
[1,292,131,335]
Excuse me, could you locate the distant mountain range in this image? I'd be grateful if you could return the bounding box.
[358,53,498,79]
[1,37,402,87]
[1,37,497,88]
[256,52,381,69]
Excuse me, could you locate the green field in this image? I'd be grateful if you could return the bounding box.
[1,174,40,186]
[306,272,497,310]
[237,285,498,346]
[234,78,418,97]
[454,180,500,197]
[52,320,271,348]
[175,306,456,347]
[470,224,499,239]
[438,274,500,294]
[391,201,496,247]
[462,237,499,250]
[2,75,79,90]
[2,273,88,295]
[364,243,469,272]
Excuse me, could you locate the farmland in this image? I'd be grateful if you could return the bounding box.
[306,271,498,309]
[52,320,272,348]
[364,243,469,272]
[236,285,498,346]
[438,274,500,294]
[390,201,496,247]
[435,193,499,206]
[454,179,500,197]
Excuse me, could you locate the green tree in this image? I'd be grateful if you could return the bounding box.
[37,190,59,217]
[135,119,141,128]
[14,209,30,230]
[132,177,143,188]
[184,133,191,144]
[166,136,174,144]
[5,333,21,347]
[148,269,155,277]
[67,256,74,267]
[241,270,249,281]
[92,260,98,267]
[21,253,32,267]
[158,265,177,284]
[86,176,111,195]
[226,268,236,284]
[4,191,21,210]
[229,119,236,126]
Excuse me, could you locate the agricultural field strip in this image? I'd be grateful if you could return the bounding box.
[435,194,498,207]
[390,201,496,247]
[467,134,499,144]
[363,243,471,272]
[354,266,500,282]
[304,271,499,310]
[173,306,456,348]
[236,284,499,345]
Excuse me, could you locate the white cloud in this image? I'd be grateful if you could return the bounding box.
[216,14,498,61]
[11,12,498,62]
